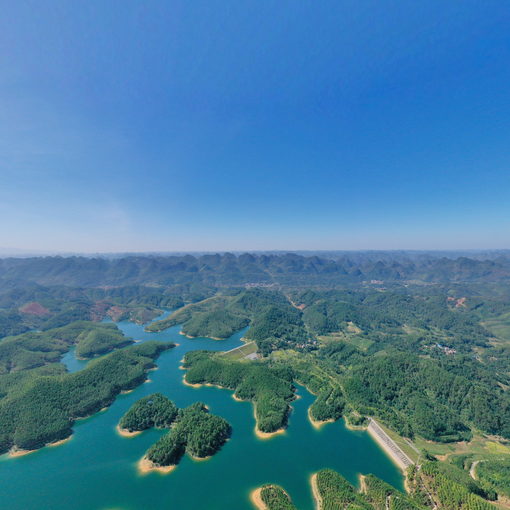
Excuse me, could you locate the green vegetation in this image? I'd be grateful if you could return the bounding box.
[146,296,231,334]
[183,351,294,433]
[183,309,249,339]
[75,323,133,358]
[309,387,345,423]
[476,457,510,499]
[259,466,499,510]
[363,474,423,510]
[145,402,231,466]
[343,352,510,442]
[119,393,178,432]
[409,461,497,510]
[314,468,373,510]
[0,341,171,453]
[482,311,510,343]
[0,321,130,373]
[148,289,313,354]
[296,288,490,354]
[258,485,297,510]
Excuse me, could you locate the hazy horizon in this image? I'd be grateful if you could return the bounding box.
[1,247,510,259]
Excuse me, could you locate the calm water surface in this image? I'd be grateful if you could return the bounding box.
[0,312,403,510]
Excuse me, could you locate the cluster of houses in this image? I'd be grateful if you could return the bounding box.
[435,343,457,355]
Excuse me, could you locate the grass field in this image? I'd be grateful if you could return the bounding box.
[413,433,510,460]
[317,332,374,351]
[219,341,258,360]
[482,312,510,343]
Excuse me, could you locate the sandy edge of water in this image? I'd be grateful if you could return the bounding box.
[250,488,267,510]
[359,473,367,493]
[179,330,224,341]
[9,435,73,458]
[137,457,176,475]
[307,408,335,430]
[191,454,212,462]
[116,424,142,438]
[255,426,286,440]
[310,473,322,510]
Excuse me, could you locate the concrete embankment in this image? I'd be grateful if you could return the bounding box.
[367,418,414,471]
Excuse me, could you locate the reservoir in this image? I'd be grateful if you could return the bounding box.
[0,312,403,510]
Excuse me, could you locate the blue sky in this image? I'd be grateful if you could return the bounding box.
[1,0,509,252]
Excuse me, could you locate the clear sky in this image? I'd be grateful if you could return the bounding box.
[1,1,509,253]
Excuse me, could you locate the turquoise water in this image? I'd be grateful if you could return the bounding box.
[0,313,403,509]
[61,346,89,373]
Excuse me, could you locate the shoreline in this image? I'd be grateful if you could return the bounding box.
[255,427,286,440]
[308,408,334,429]
[180,375,288,440]
[182,376,205,388]
[343,417,368,431]
[253,406,286,440]
[191,454,212,462]
[9,448,36,458]
[9,435,73,458]
[116,424,142,438]
[311,473,322,510]
[179,330,224,341]
[182,376,229,392]
[47,436,72,448]
[137,456,176,475]
[250,488,267,510]
[358,473,367,493]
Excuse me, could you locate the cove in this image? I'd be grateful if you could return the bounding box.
[0,312,403,510]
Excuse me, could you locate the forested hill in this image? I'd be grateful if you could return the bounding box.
[1,252,510,287]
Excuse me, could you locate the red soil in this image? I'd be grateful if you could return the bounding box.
[19,302,50,316]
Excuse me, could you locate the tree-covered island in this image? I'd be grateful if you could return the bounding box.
[120,398,231,473]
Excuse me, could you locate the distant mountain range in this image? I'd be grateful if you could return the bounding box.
[1,252,510,287]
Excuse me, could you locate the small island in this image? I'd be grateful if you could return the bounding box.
[119,397,231,474]
[117,393,177,435]
[141,402,231,473]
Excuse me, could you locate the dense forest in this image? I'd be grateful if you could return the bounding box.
[119,393,178,432]
[183,350,295,433]
[256,485,297,510]
[147,289,312,353]
[407,461,497,510]
[144,402,231,467]
[0,341,172,453]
